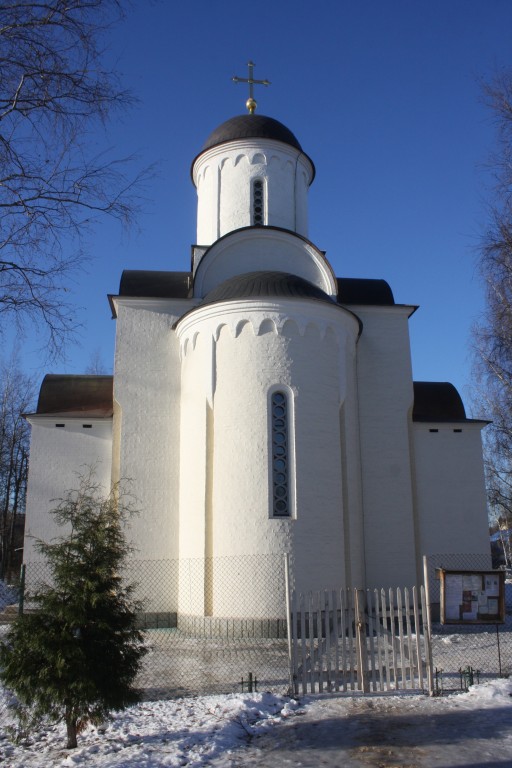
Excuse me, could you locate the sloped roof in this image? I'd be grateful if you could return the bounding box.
[36,375,113,417]
[337,277,395,306]
[119,270,191,299]
[114,270,396,307]
[412,381,466,422]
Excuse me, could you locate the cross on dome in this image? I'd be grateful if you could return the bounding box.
[232,60,271,114]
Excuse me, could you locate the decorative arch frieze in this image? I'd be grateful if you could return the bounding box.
[257,318,277,336]
[210,151,302,174]
[251,152,266,165]
[178,309,352,359]
[234,319,251,338]
[231,153,249,168]
[196,163,213,185]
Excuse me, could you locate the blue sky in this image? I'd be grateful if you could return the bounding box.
[9,0,512,415]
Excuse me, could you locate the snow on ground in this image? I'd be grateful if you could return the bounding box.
[0,679,511,767]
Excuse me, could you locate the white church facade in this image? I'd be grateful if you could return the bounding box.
[24,107,491,621]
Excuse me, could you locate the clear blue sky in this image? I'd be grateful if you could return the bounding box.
[10,0,512,415]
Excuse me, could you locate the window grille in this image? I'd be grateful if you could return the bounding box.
[253,179,264,225]
[271,391,290,517]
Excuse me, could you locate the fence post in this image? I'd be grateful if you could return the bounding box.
[18,563,26,616]
[355,588,369,692]
[284,553,296,696]
[422,556,435,695]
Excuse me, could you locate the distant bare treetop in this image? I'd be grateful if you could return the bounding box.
[0,1,145,356]
[474,70,512,543]
[85,346,110,375]
[483,71,512,202]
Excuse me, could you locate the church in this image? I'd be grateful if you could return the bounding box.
[23,82,491,621]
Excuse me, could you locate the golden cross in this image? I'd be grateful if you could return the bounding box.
[232,61,271,114]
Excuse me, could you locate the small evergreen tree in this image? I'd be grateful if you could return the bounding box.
[0,473,146,749]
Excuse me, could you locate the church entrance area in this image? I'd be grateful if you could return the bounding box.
[288,586,433,696]
[20,558,432,698]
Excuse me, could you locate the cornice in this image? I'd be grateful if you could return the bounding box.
[109,295,197,319]
[25,414,113,426]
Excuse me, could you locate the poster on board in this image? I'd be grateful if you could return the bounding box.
[440,570,505,625]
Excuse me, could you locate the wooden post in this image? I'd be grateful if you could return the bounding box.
[374,588,384,692]
[389,588,398,688]
[380,588,391,690]
[324,590,332,691]
[284,553,297,696]
[332,589,340,692]
[355,589,369,692]
[413,586,424,690]
[366,589,377,691]
[18,563,25,616]
[404,587,415,689]
[300,591,307,694]
[308,591,315,692]
[422,556,435,695]
[397,588,407,688]
[340,589,348,691]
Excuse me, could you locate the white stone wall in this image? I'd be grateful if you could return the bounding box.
[412,423,490,556]
[339,342,367,589]
[24,418,112,562]
[355,305,418,589]
[177,299,361,616]
[113,298,190,566]
[192,139,314,245]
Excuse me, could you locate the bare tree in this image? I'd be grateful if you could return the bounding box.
[85,346,110,374]
[473,71,512,551]
[0,355,35,580]
[0,1,144,356]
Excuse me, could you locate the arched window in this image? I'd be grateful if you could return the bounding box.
[252,178,265,225]
[271,391,290,517]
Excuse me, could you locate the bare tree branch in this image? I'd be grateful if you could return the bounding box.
[0,1,148,357]
[473,71,512,550]
[0,353,35,579]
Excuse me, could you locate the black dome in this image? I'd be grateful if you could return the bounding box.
[201,271,335,305]
[201,114,303,153]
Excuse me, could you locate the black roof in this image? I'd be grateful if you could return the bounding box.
[201,114,303,152]
[114,270,396,307]
[36,375,113,417]
[201,271,336,306]
[412,382,466,422]
[119,270,191,299]
[337,278,395,306]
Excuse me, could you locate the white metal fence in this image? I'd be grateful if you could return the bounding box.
[3,553,510,700]
[288,586,432,696]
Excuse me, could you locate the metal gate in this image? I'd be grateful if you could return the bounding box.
[287,586,433,695]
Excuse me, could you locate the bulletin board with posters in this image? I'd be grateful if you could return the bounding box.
[440,570,505,625]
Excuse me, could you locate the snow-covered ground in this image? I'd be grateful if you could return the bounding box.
[0,679,511,767]
[0,579,510,765]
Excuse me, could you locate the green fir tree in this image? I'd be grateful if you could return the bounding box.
[0,472,146,749]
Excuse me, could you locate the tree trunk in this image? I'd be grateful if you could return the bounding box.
[65,710,78,749]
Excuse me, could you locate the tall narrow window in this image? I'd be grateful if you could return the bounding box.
[271,391,290,517]
[252,178,264,225]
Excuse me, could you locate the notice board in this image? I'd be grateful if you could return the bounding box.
[440,569,505,625]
